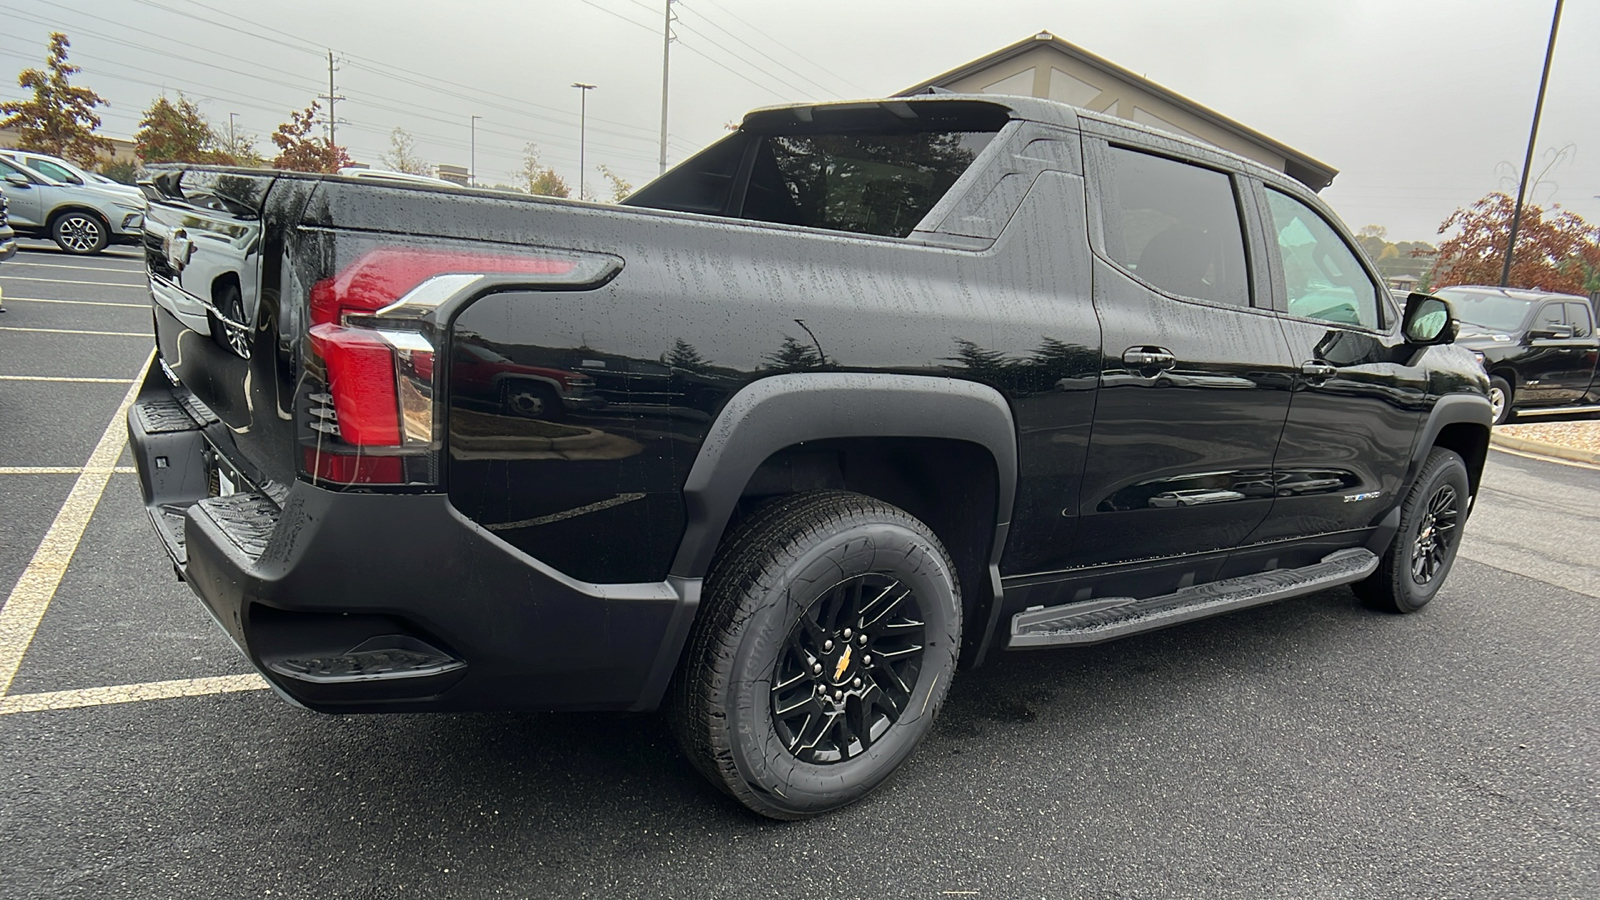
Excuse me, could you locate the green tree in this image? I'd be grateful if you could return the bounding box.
[663,338,709,371]
[270,101,352,173]
[0,33,111,167]
[765,335,823,369]
[598,163,632,202]
[136,95,224,164]
[519,143,570,198]
[381,127,431,176]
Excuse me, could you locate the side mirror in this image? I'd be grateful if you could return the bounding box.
[1529,324,1574,341]
[1402,292,1456,345]
[4,172,31,187]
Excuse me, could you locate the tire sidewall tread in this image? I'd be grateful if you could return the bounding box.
[1357,447,1470,614]
[672,490,961,819]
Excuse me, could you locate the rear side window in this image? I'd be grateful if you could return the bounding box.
[1098,146,1251,307]
[1265,189,1382,330]
[742,131,995,237]
[1565,302,1593,337]
[26,158,79,183]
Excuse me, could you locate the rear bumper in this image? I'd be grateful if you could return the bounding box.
[127,364,699,714]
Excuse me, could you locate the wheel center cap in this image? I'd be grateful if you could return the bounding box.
[832,645,853,683]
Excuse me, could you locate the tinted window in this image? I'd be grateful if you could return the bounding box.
[1566,302,1593,337]
[1432,289,1533,332]
[27,158,79,183]
[1265,189,1382,329]
[742,131,994,237]
[1534,304,1565,331]
[1098,146,1250,306]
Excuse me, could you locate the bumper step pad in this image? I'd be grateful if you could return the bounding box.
[1010,548,1379,648]
[266,636,466,684]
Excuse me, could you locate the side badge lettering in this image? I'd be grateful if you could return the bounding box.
[1342,491,1382,503]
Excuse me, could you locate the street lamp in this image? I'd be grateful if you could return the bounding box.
[571,82,595,199]
[228,112,239,155]
[470,114,482,186]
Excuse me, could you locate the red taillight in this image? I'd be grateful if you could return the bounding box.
[301,241,618,487]
[308,248,579,328]
[307,324,402,446]
[301,446,404,485]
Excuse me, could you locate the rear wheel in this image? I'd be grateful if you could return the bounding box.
[673,490,961,819]
[499,380,565,421]
[1355,447,1469,613]
[51,211,108,255]
[1488,376,1513,425]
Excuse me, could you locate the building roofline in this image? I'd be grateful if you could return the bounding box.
[896,31,1338,190]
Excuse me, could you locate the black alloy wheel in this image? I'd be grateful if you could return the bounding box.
[1409,483,1459,585]
[673,490,961,819]
[769,572,927,765]
[1355,446,1470,613]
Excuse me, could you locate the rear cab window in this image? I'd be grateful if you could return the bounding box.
[1094,145,1252,307]
[625,100,1008,238]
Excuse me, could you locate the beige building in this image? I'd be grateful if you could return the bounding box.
[899,31,1337,192]
[0,127,139,167]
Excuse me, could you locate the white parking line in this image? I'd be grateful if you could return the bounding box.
[0,466,137,475]
[0,326,151,338]
[0,275,144,288]
[0,374,137,384]
[0,674,269,715]
[0,351,151,697]
[4,261,143,273]
[1,296,147,309]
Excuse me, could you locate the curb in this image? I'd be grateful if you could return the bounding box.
[1490,431,1600,466]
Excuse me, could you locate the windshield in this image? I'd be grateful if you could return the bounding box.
[1434,289,1534,332]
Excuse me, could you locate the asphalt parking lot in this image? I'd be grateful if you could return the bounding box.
[1,243,1596,899]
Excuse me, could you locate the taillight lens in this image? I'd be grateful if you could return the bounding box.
[300,240,620,488]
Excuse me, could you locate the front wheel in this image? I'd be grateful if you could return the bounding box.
[672,490,962,819]
[1354,447,1470,613]
[51,212,109,255]
[1488,376,1514,425]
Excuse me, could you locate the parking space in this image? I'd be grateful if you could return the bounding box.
[0,244,1595,898]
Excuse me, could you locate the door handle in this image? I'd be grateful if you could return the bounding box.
[1300,361,1337,379]
[1123,347,1176,369]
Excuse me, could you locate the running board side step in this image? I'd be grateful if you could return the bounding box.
[1009,548,1379,649]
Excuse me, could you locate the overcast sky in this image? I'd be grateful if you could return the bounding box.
[3,0,1594,243]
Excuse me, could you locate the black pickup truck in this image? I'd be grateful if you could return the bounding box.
[1434,285,1600,424]
[129,95,1491,819]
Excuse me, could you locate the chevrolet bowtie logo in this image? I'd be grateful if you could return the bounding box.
[833,646,852,682]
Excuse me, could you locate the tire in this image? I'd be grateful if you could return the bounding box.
[208,283,251,359]
[672,490,961,819]
[499,380,566,421]
[1488,376,1514,425]
[50,211,109,255]
[1354,447,1470,614]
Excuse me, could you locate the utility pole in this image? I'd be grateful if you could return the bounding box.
[319,50,345,147]
[470,115,481,186]
[659,0,675,175]
[228,112,239,154]
[572,83,596,199]
[1501,0,1564,287]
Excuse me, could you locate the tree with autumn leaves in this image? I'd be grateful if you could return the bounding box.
[1430,192,1600,295]
[270,101,352,173]
[0,33,111,168]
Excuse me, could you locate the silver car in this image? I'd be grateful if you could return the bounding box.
[0,155,145,254]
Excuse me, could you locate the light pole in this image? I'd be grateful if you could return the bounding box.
[1501,0,1565,287]
[470,114,482,186]
[228,112,239,155]
[572,82,595,199]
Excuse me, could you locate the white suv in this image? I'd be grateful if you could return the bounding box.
[0,155,146,254]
